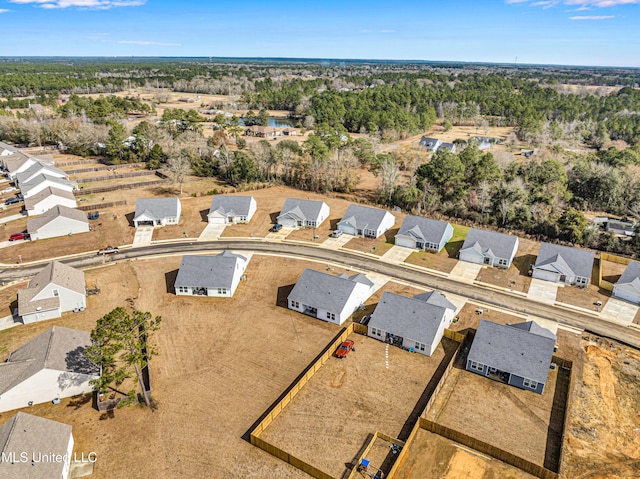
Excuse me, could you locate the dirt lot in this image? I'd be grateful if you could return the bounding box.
[394,429,538,479]
[555,282,608,312]
[476,237,538,293]
[259,334,451,478]
[1,254,368,479]
[600,258,629,285]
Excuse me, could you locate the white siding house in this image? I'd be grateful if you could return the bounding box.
[27,205,90,241]
[207,195,257,224]
[133,197,181,227]
[613,261,640,304]
[23,187,77,216]
[458,228,519,268]
[337,204,395,238]
[288,269,374,325]
[395,215,453,252]
[0,327,99,413]
[17,261,86,323]
[15,162,68,188]
[174,252,249,297]
[20,174,77,199]
[0,412,74,479]
[276,198,330,228]
[532,243,595,286]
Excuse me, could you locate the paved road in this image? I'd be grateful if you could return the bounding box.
[2,239,640,348]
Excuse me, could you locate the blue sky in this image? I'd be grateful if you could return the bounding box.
[1,0,639,67]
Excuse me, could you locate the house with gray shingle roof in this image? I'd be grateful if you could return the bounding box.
[438,142,457,153]
[606,219,636,237]
[458,228,519,268]
[532,242,595,286]
[20,173,77,199]
[368,290,457,356]
[466,319,556,394]
[288,269,374,325]
[0,140,18,157]
[207,195,257,224]
[18,261,86,323]
[395,215,453,252]
[419,137,442,152]
[0,327,99,413]
[133,197,181,227]
[0,412,75,479]
[174,252,249,297]
[15,162,68,188]
[613,261,640,304]
[23,186,77,216]
[337,204,395,239]
[27,205,89,241]
[276,198,329,228]
[3,152,35,177]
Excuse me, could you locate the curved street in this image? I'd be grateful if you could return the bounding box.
[2,238,639,349]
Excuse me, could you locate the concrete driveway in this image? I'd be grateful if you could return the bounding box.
[449,261,483,284]
[527,278,559,304]
[380,245,415,265]
[600,297,639,326]
[198,223,226,241]
[0,213,26,225]
[266,226,295,240]
[321,234,352,250]
[132,226,154,247]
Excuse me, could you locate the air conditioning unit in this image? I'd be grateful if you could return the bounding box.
[550,363,557,370]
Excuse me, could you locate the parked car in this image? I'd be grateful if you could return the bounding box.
[1,186,16,194]
[88,212,100,220]
[4,197,21,205]
[98,246,119,255]
[335,340,355,359]
[269,223,283,232]
[9,232,29,241]
[330,230,343,238]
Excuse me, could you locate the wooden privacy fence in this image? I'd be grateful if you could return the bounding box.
[77,178,167,195]
[77,169,159,184]
[347,432,406,479]
[420,418,559,479]
[66,162,146,174]
[77,200,127,211]
[597,252,631,290]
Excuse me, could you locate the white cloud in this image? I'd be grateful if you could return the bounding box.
[380,29,395,33]
[507,0,637,7]
[0,8,10,12]
[116,40,180,46]
[8,0,145,9]
[570,14,616,18]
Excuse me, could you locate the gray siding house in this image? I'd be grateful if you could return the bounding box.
[276,198,329,228]
[174,252,249,297]
[613,261,640,304]
[395,215,453,252]
[207,195,257,224]
[466,320,557,394]
[368,290,456,356]
[337,204,395,239]
[532,243,595,286]
[458,228,519,268]
[133,197,181,227]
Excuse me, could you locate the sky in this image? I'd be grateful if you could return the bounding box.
[0,0,639,67]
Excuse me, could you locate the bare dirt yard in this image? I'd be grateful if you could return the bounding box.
[259,334,454,478]
[1,254,371,479]
[476,237,538,293]
[555,282,609,312]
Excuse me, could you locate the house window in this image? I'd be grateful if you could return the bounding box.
[52,289,59,297]
[414,342,426,352]
[370,327,382,336]
[523,378,538,389]
[239,216,247,222]
[498,258,508,266]
[291,301,299,308]
[469,360,484,372]
[326,312,335,320]
[178,286,188,293]
[217,288,227,295]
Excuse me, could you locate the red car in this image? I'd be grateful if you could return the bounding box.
[335,340,355,359]
[9,232,29,241]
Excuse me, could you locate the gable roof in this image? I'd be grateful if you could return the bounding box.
[468,320,556,384]
[20,173,77,195]
[174,252,247,290]
[397,215,451,245]
[208,195,254,218]
[15,162,67,186]
[616,261,640,292]
[23,186,77,211]
[134,197,180,221]
[460,228,518,260]
[0,326,98,396]
[534,242,595,279]
[369,291,449,346]
[3,153,32,173]
[18,261,85,316]
[339,204,394,231]
[413,290,457,311]
[277,198,327,222]
[419,137,441,149]
[0,412,73,479]
[288,269,373,314]
[27,205,88,233]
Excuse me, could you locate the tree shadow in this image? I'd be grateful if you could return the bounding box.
[445,240,464,259]
[64,346,100,376]
[165,269,179,294]
[276,284,295,308]
[151,186,178,195]
[67,393,92,410]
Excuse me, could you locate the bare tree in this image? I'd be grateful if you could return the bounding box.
[379,157,399,204]
[167,154,192,195]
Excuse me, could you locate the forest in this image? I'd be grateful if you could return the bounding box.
[1,57,640,256]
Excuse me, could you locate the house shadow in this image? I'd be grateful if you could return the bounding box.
[444,240,464,259]
[329,218,340,230]
[269,211,280,224]
[276,284,295,308]
[513,254,536,277]
[199,209,209,222]
[125,212,135,227]
[165,270,179,294]
[7,299,17,318]
[384,227,399,244]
